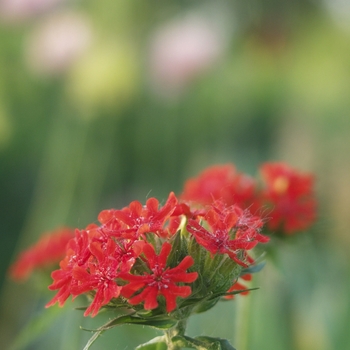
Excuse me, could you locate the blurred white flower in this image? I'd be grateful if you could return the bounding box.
[25,12,92,76]
[0,0,66,23]
[148,14,226,97]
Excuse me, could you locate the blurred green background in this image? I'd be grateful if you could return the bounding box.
[1,0,350,349]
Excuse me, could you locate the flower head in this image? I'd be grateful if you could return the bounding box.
[71,239,124,317]
[259,162,316,234]
[42,191,268,321]
[187,201,269,267]
[98,192,178,239]
[46,229,141,316]
[10,161,316,350]
[46,229,92,308]
[181,164,256,209]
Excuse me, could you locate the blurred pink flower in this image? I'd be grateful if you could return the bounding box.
[0,0,66,23]
[25,12,92,76]
[149,15,226,96]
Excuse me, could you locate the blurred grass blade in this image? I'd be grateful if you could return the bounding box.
[9,304,65,350]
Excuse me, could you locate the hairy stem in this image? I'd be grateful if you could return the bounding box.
[164,319,187,350]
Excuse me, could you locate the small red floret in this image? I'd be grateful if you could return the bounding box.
[121,242,198,313]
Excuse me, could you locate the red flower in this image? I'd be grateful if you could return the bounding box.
[181,164,256,208]
[259,162,316,233]
[9,227,74,281]
[121,242,198,313]
[71,239,124,317]
[102,192,178,239]
[46,229,91,308]
[46,228,141,316]
[94,210,132,240]
[187,201,269,267]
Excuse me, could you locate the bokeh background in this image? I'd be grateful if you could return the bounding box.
[1,0,350,349]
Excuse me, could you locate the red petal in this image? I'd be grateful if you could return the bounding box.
[158,242,172,268]
[146,197,159,213]
[143,287,159,310]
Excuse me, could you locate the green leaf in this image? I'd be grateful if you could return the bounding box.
[106,314,178,329]
[135,336,167,350]
[172,335,236,350]
[82,314,177,333]
[222,287,259,298]
[82,314,177,350]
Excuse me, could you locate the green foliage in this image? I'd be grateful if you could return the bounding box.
[172,335,236,350]
[82,313,178,350]
[136,336,167,350]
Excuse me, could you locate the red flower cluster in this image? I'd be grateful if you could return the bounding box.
[9,227,75,281]
[181,162,316,235]
[181,164,255,209]
[41,191,269,317]
[46,193,189,316]
[7,161,317,350]
[187,201,269,267]
[9,161,315,321]
[259,162,316,233]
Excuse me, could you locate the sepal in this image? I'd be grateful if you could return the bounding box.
[167,229,189,267]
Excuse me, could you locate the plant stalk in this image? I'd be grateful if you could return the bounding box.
[164,319,187,350]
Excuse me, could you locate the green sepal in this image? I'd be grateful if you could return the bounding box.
[172,335,236,350]
[177,287,258,314]
[135,336,167,350]
[191,296,221,314]
[187,237,243,298]
[167,229,188,268]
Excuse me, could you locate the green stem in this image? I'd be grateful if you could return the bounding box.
[164,319,187,350]
[234,292,252,350]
